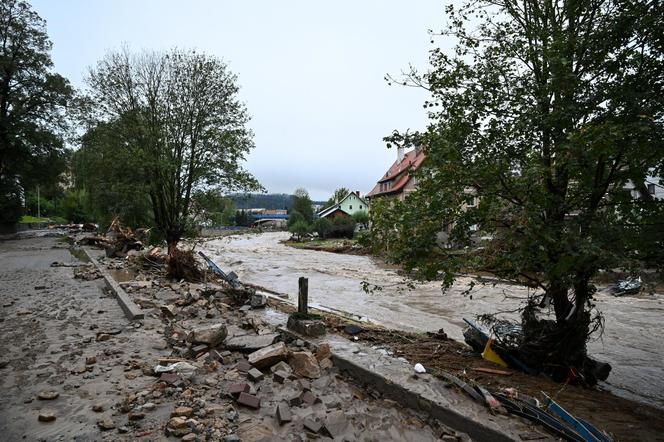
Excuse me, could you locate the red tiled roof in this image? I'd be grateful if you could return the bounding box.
[366,148,425,197]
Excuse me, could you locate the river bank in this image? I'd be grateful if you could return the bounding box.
[200,231,664,412]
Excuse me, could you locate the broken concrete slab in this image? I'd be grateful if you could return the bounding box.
[247,342,288,369]
[303,416,322,433]
[324,410,348,438]
[225,333,279,352]
[186,323,227,347]
[287,316,326,337]
[289,351,321,379]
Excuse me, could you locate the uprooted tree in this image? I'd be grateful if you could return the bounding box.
[83,47,262,260]
[369,0,664,382]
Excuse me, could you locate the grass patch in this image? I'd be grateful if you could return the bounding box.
[19,215,50,223]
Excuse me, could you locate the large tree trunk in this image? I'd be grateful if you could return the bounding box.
[166,229,181,258]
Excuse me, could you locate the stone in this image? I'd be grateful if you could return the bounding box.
[303,416,322,433]
[276,403,292,425]
[270,361,292,374]
[288,394,302,407]
[344,324,363,335]
[319,357,333,370]
[96,333,111,342]
[187,324,227,347]
[247,368,264,382]
[192,344,208,356]
[182,434,196,441]
[273,370,290,384]
[97,417,115,430]
[289,351,321,379]
[300,390,319,406]
[92,404,104,412]
[234,360,252,373]
[237,392,260,409]
[142,402,156,411]
[37,391,59,400]
[250,293,267,308]
[228,382,250,398]
[323,410,348,438]
[168,416,188,429]
[287,316,326,337]
[247,342,288,369]
[225,333,279,351]
[315,343,332,361]
[38,410,56,422]
[171,406,193,418]
[160,304,177,317]
[86,356,97,365]
[128,411,145,421]
[160,373,182,385]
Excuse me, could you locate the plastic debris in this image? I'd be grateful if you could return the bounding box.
[414,363,426,374]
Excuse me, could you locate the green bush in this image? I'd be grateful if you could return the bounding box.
[289,220,310,240]
[312,217,332,238]
[352,211,369,229]
[287,210,305,228]
[329,216,356,239]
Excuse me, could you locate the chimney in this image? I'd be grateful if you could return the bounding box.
[397,145,405,163]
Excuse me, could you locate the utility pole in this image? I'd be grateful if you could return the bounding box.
[37,185,41,220]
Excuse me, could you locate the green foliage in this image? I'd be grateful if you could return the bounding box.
[234,210,254,227]
[59,189,89,223]
[24,191,55,217]
[312,217,332,238]
[351,211,369,229]
[292,188,314,223]
[192,190,236,226]
[287,210,305,228]
[0,0,73,225]
[73,119,152,228]
[83,47,263,251]
[329,216,356,239]
[289,220,310,240]
[324,187,349,209]
[374,0,664,366]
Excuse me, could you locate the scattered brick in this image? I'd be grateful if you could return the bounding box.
[237,392,260,409]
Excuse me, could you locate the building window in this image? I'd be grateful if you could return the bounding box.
[349,205,352,210]
[647,183,656,195]
[359,205,362,209]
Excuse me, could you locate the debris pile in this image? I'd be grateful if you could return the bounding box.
[78,218,145,258]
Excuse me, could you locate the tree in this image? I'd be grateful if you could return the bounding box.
[0,0,73,226]
[312,217,332,239]
[287,210,305,228]
[292,188,314,223]
[289,220,310,241]
[84,47,262,255]
[352,211,369,230]
[73,118,152,228]
[373,0,664,380]
[324,187,349,208]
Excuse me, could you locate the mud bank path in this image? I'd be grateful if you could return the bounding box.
[0,236,170,440]
[202,232,664,409]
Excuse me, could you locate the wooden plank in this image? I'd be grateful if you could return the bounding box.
[298,277,308,314]
[472,367,513,376]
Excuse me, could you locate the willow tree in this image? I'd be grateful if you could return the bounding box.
[85,48,261,254]
[371,0,663,379]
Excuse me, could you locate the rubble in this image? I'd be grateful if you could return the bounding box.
[289,351,322,378]
[38,410,56,422]
[247,342,288,369]
[187,323,227,347]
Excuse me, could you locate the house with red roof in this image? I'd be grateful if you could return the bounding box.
[365,145,425,201]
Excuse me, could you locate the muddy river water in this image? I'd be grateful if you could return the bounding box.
[201,232,664,409]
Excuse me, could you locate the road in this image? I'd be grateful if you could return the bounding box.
[0,235,169,440]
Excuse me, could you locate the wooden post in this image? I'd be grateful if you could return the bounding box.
[298,277,308,314]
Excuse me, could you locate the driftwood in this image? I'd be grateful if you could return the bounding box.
[79,217,145,258]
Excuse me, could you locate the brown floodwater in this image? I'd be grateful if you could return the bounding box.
[201,232,664,409]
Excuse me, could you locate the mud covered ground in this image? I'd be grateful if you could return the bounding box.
[0,235,465,441]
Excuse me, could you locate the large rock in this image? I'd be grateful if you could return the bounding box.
[187,324,227,347]
[289,351,321,379]
[247,342,288,369]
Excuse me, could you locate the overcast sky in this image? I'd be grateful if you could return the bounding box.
[32,0,448,200]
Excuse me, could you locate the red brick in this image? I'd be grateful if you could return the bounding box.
[237,392,260,409]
